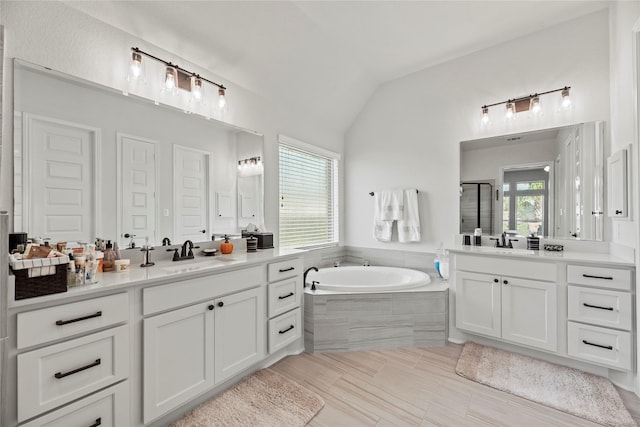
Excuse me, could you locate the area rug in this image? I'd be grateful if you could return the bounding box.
[455,342,636,427]
[169,368,324,427]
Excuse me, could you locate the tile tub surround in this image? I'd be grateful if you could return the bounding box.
[304,289,448,352]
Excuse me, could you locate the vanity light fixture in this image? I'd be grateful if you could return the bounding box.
[237,156,263,176]
[127,47,228,109]
[480,85,571,124]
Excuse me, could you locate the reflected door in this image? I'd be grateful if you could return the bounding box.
[25,114,97,242]
[174,146,210,242]
[119,134,157,247]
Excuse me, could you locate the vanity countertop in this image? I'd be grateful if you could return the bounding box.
[8,247,305,309]
[448,245,635,267]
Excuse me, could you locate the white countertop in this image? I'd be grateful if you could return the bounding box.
[9,247,305,309]
[448,245,635,267]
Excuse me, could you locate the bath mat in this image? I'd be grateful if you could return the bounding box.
[169,368,324,427]
[455,342,636,427]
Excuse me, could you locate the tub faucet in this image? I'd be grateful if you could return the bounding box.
[303,266,318,288]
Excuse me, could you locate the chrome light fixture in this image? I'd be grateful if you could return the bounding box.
[128,47,228,110]
[480,85,571,124]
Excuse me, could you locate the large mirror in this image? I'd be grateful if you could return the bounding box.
[460,121,604,241]
[13,59,264,248]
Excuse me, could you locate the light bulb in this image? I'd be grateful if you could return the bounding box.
[127,51,145,84]
[505,101,516,120]
[481,106,490,124]
[530,96,541,115]
[561,87,571,109]
[164,67,177,90]
[218,88,227,109]
[191,77,204,103]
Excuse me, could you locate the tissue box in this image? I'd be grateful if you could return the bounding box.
[241,232,274,249]
[10,254,69,300]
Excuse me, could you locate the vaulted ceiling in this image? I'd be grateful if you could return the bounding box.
[64,1,608,133]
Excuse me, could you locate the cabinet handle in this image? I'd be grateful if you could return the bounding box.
[208,304,214,311]
[582,274,613,280]
[56,311,102,326]
[616,209,623,215]
[218,301,224,307]
[493,278,499,283]
[278,267,295,273]
[582,340,613,351]
[278,292,294,300]
[583,302,614,311]
[279,325,294,334]
[503,280,509,285]
[54,358,101,379]
[88,418,102,427]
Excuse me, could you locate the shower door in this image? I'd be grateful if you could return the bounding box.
[460,182,493,235]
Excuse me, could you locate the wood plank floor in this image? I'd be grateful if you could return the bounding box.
[270,344,640,426]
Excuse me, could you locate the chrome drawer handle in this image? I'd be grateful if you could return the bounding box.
[583,302,614,311]
[582,340,613,351]
[89,418,102,427]
[278,292,294,300]
[54,358,101,379]
[278,267,295,273]
[279,325,294,334]
[582,274,613,280]
[56,311,103,326]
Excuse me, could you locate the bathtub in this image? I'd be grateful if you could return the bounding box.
[303,266,448,353]
[305,266,431,293]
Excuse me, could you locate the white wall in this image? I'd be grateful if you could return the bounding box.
[0,0,345,246]
[345,10,610,251]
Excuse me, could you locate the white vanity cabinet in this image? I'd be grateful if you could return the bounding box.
[266,258,303,353]
[567,264,634,370]
[15,293,130,424]
[455,255,558,352]
[142,266,265,423]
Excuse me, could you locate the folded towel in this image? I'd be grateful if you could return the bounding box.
[398,189,421,243]
[373,189,404,242]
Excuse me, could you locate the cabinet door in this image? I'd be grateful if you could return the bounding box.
[502,277,557,352]
[455,271,501,338]
[214,287,265,384]
[607,148,628,218]
[143,302,214,423]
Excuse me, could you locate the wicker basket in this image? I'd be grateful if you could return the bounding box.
[12,263,68,300]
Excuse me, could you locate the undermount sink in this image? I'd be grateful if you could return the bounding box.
[163,260,220,273]
[473,247,536,255]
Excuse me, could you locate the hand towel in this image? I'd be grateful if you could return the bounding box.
[373,189,404,242]
[398,189,421,243]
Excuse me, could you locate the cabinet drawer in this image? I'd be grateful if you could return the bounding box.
[143,266,263,316]
[17,293,128,349]
[268,258,303,282]
[567,265,632,291]
[268,308,302,353]
[568,286,632,331]
[455,255,556,282]
[567,321,631,371]
[18,325,129,422]
[21,381,129,427]
[268,277,301,318]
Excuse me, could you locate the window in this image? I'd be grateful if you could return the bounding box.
[503,168,549,236]
[279,135,339,249]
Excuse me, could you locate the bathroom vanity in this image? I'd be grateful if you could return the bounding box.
[450,246,635,386]
[3,249,304,427]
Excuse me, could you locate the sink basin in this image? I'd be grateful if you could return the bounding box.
[473,247,536,255]
[163,260,219,273]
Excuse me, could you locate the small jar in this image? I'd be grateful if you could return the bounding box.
[114,259,130,272]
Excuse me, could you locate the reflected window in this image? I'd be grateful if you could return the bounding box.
[503,169,549,236]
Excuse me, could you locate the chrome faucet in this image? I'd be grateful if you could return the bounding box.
[303,266,318,288]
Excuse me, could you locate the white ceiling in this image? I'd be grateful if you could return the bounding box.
[64,1,608,133]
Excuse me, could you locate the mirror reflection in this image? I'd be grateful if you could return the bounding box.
[460,121,604,241]
[13,60,264,248]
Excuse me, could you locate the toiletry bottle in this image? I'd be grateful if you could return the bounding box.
[67,254,76,287]
[434,242,446,279]
[103,241,116,272]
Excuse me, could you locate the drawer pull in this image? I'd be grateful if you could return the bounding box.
[89,418,102,427]
[279,325,294,334]
[54,358,101,379]
[278,292,295,300]
[583,302,614,311]
[582,340,613,351]
[582,274,613,280]
[56,311,103,326]
[278,267,295,273]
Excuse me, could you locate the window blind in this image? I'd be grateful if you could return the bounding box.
[279,143,338,249]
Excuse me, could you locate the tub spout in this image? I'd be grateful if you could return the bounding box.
[303,266,318,288]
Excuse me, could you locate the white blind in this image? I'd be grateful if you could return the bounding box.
[279,142,338,249]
